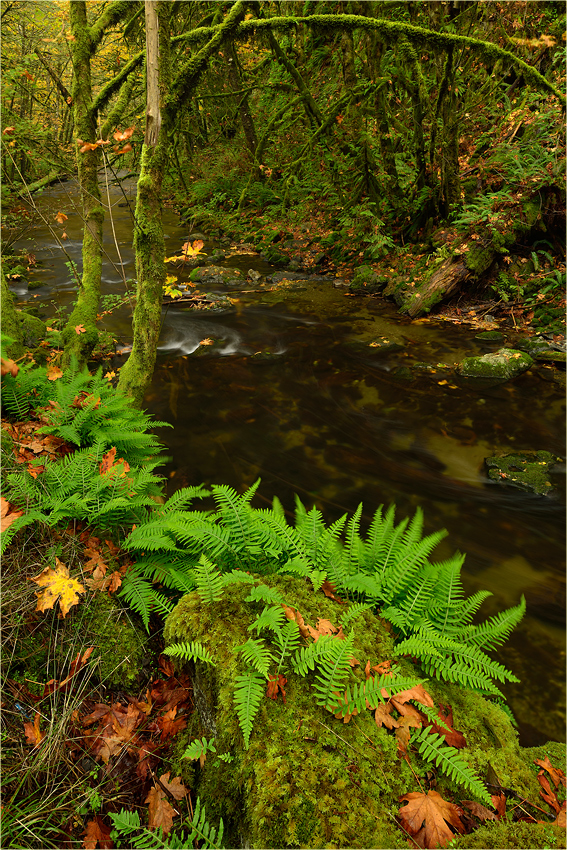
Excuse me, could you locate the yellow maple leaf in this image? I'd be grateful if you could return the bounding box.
[199,338,214,346]
[46,364,63,381]
[31,558,85,618]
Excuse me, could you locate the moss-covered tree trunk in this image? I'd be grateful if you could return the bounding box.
[61,0,103,368]
[1,269,24,359]
[118,0,247,406]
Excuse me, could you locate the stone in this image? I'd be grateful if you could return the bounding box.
[18,312,47,348]
[457,348,533,380]
[484,450,563,496]
[189,265,246,287]
[474,331,505,341]
[349,265,387,294]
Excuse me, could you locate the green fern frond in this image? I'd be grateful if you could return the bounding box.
[164,641,215,666]
[462,596,526,650]
[221,571,257,587]
[234,670,265,749]
[163,486,210,512]
[182,737,217,761]
[329,673,422,716]
[412,725,492,806]
[339,603,371,629]
[292,634,340,677]
[194,555,225,603]
[245,584,286,606]
[119,566,162,630]
[271,619,302,672]
[248,605,287,635]
[235,638,274,677]
[312,631,356,710]
[109,797,224,849]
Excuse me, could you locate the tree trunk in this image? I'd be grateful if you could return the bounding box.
[62,0,103,369]
[226,41,258,159]
[1,269,25,359]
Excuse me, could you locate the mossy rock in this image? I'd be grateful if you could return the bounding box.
[485,450,563,496]
[457,349,533,380]
[349,265,387,294]
[18,312,47,348]
[189,265,245,287]
[163,575,558,848]
[260,247,289,265]
[474,331,505,341]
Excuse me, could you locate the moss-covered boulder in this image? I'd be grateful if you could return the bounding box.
[485,450,563,496]
[457,348,533,380]
[164,575,563,849]
[18,311,47,348]
[349,265,387,294]
[189,265,246,287]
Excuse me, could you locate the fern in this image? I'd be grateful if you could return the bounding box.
[339,603,371,629]
[245,584,286,606]
[235,638,273,677]
[248,604,287,635]
[109,797,224,849]
[311,631,356,710]
[412,726,492,806]
[271,619,302,673]
[234,670,265,749]
[164,641,215,666]
[194,555,225,603]
[182,736,217,761]
[330,673,424,717]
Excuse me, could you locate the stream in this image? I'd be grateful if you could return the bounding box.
[9,176,565,746]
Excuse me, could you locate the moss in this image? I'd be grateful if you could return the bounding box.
[453,820,565,849]
[18,312,47,348]
[458,348,533,380]
[485,451,562,496]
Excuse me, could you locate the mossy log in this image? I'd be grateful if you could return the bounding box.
[164,574,565,849]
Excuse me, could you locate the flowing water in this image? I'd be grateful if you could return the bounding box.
[9,176,565,746]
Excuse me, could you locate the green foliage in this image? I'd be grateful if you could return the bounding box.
[194,554,225,603]
[412,725,493,806]
[164,641,215,666]
[233,670,265,749]
[182,736,217,761]
[109,797,224,849]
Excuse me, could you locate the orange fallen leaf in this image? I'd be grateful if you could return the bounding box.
[75,324,86,334]
[1,357,19,378]
[47,364,63,381]
[398,789,465,848]
[54,211,68,224]
[113,142,133,154]
[199,338,214,346]
[2,126,15,135]
[113,126,135,142]
[266,672,287,703]
[31,558,85,618]
[23,711,45,747]
[82,815,113,849]
[1,496,24,533]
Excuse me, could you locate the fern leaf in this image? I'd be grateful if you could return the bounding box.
[119,567,160,630]
[272,619,302,672]
[164,641,215,665]
[312,631,355,710]
[462,596,526,650]
[248,605,286,635]
[194,555,225,604]
[235,638,273,677]
[245,584,285,605]
[182,736,217,761]
[412,726,492,806]
[340,603,371,629]
[234,670,265,749]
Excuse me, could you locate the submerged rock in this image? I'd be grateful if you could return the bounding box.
[457,348,533,380]
[349,265,387,294]
[474,330,505,341]
[485,450,563,496]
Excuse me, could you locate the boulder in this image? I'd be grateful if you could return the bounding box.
[485,450,563,496]
[457,348,533,380]
[189,265,246,287]
[349,265,387,294]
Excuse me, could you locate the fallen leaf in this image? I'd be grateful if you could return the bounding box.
[374,702,399,730]
[1,497,24,533]
[460,800,497,822]
[430,703,466,748]
[199,338,214,346]
[23,711,45,747]
[54,211,68,224]
[266,672,287,703]
[159,772,187,801]
[82,815,113,849]
[156,707,187,742]
[395,714,421,757]
[321,579,344,603]
[537,774,561,815]
[391,684,435,709]
[398,790,465,848]
[75,324,87,334]
[2,126,15,134]
[31,558,85,618]
[1,357,19,378]
[535,756,566,789]
[146,786,175,834]
[46,364,63,381]
[113,143,132,155]
[113,126,135,142]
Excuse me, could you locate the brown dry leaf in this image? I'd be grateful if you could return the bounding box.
[97,734,124,764]
[31,558,85,618]
[282,605,313,641]
[82,815,113,849]
[156,707,187,742]
[374,703,399,730]
[113,143,132,155]
[321,579,344,603]
[136,740,159,779]
[23,711,45,747]
[460,800,497,822]
[75,324,87,334]
[1,497,23,533]
[390,697,424,723]
[430,704,467,749]
[159,772,187,801]
[395,714,421,757]
[391,684,434,708]
[398,790,465,849]
[535,756,567,789]
[199,338,214,346]
[538,774,562,815]
[54,211,68,224]
[266,673,287,703]
[146,786,176,835]
[315,618,337,636]
[491,792,506,819]
[113,126,135,142]
[554,801,566,828]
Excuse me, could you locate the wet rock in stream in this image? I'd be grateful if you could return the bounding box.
[189,265,246,287]
[484,450,563,496]
[457,348,533,380]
